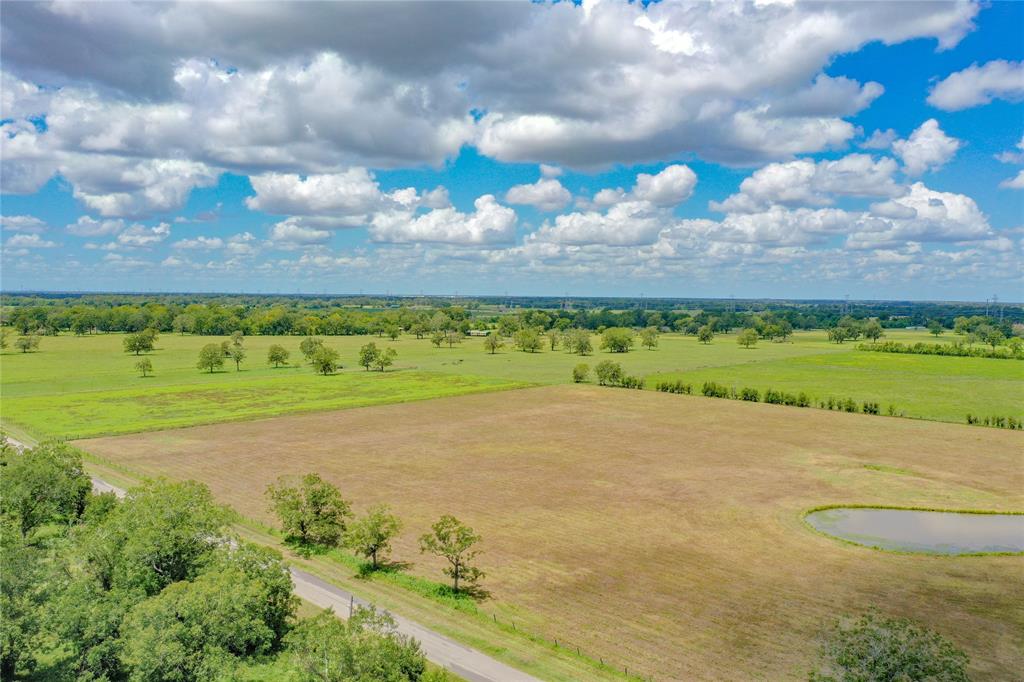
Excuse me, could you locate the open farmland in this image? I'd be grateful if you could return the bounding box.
[2,329,1019,440]
[79,385,1024,681]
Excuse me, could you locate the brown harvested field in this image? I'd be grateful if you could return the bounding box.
[79,385,1024,681]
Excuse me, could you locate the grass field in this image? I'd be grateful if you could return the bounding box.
[649,350,1023,423]
[2,329,1020,439]
[78,385,1024,681]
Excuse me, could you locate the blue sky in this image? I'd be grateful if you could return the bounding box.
[1,0,1021,300]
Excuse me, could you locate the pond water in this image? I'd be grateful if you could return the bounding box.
[805,508,1024,554]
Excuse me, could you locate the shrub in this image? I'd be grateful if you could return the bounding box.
[655,380,692,395]
[619,375,645,389]
[862,401,880,415]
[739,387,759,402]
[571,363,590,383]
[594,360,623,386]
[841,398,858,413]
[763,388,784,405]
[701,381,729,398]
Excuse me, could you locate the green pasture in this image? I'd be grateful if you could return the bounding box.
[648,349,1024,423]
[1,328,1018,439]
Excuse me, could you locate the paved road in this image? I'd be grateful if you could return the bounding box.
[5,435,541,682]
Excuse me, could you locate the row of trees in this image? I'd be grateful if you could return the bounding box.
[266,474,485,594]
[0,439,442,680]
[11,293,1016,340]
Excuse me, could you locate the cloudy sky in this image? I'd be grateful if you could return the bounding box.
[1,0,1022,300]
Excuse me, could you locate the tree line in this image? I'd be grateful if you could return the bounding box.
[9,292,1018,340]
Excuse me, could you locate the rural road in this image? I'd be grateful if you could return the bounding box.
[4,435,540,682]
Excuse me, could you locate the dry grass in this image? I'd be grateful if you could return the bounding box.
[79,385,1024,680]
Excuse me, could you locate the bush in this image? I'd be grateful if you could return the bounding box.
[619,375,645,389]
[857,340,1020,360]
[967,414,1022,429]
[594,360,623,386]
[571,363,590,383]
[862,401,880,415]
[739,387,759,402]
[655,380,692,394]
[701,381,729,398]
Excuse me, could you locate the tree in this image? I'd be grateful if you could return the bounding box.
[419,515,484,593]
[172,313,195,334]
[600,327,634,353]
[445,329,463,348]
[286,607,426,682]
[134,358,153,377]
[985,328,1005,350]
[927,320,945,337]
[197,343,225,372]
[375,347,397,372]
[863,320,884,343]
[827,327,848,344]
[119,544,296,681]
[738,328,758,349]
[0,532,50,678]
[299,336,325,363]
[483,333,504,354]
[410,322,426,339]
[386,324,401,341]
[122,332,155,355]
[79,479,228,595]
[430,330,445,348]
[594,360,623,386]
[267,344,290,368]
[346,505,402,569]
[513,327,542,353]
[546,328,561,351]
[266,473,351,546]
[0,441,91,538]
[809,612,969,682]
[230,330,245,347]
[14,335,39,353]
[229,345,246,371]
[953,316,970,335]
[640,326,659,350]
[359,342,380,370]
[311,346,341,375]
[0,328,8,350]
[572,363,590,383]
[697,325,714,344]
[566,329,592,355]
[430,312,451,331]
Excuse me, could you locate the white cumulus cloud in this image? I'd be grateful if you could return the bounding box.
[892,119,961,176]
[928,60,1024,111]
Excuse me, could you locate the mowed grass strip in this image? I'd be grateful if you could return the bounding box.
[649,349,1024,423]
[5,370,527,439]
[79,385,1024,681]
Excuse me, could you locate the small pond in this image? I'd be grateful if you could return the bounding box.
[805,507,1024,554]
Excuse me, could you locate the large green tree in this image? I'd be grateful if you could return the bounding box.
[600,327,635,353]
[197,343,225,372]
[0,441,91,538]
[286,607,426,682]
[119,544,296,680]
[78,480,227,595]
[266,473,352,547]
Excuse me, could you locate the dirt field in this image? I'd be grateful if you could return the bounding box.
[80,385,1024,680]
